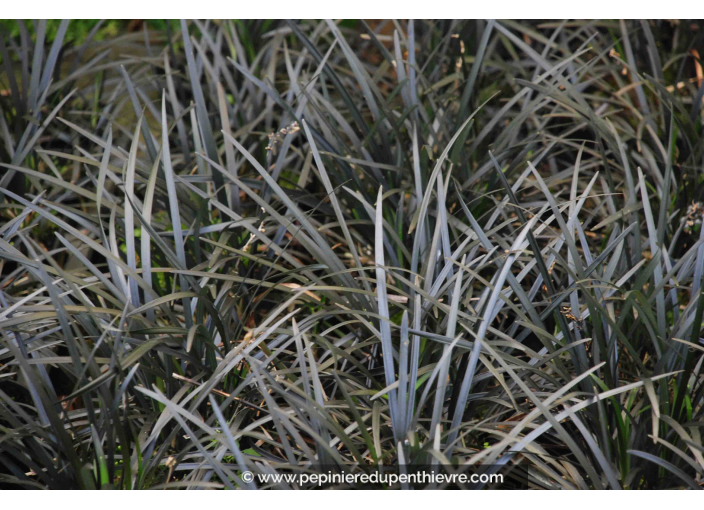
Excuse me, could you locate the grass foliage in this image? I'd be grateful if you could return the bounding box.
[1,19,704,489]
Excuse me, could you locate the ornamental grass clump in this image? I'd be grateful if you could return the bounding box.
[0,19,703,489]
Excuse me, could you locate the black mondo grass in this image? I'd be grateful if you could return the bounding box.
[0,18,703,490]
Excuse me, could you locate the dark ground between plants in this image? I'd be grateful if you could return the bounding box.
[0,19,703,490]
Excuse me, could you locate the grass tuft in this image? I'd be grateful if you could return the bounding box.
[1,19,704,490]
